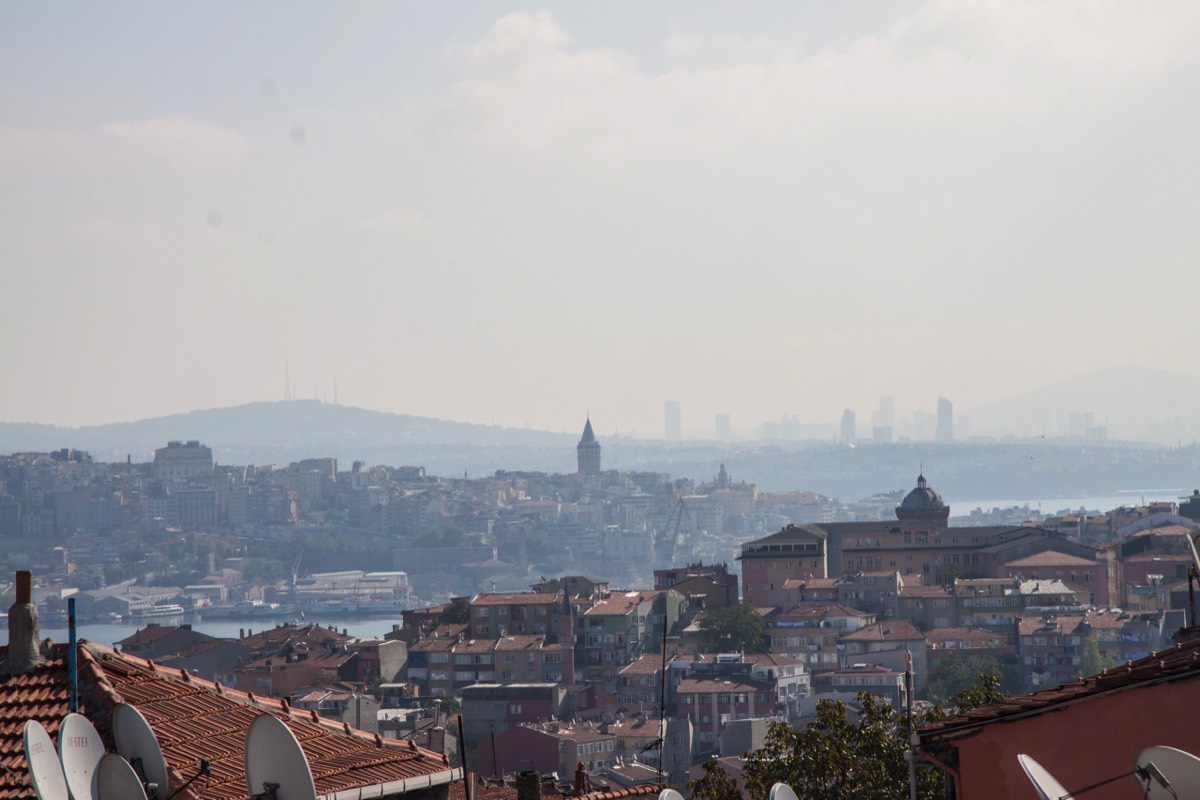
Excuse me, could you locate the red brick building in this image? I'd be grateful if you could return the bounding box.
[917,632,1200,799]
[738,524,828,607]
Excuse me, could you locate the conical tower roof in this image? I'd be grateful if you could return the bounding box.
[579,416,596,444]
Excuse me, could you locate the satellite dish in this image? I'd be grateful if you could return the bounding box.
[94,754,149,800]
[1017,754,1070,800]
[23,721,69,800]
[1134,746,1200,800]
[244,714,316,800]
[658,790,685,800]
[112,703,169,799]
[769,783,800,800]
[58,713,106,800]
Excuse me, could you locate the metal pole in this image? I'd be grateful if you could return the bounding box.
[906,650,917,800]
[68,597,78,713]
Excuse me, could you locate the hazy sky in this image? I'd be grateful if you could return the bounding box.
[4,1,1199,436]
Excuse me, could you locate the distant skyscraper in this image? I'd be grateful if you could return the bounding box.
[878,396,895,428]
[715,412,732,441]
[936,397,954,443]
[576,416,601,475]
[665,400,682,442]
[841,409,856,445]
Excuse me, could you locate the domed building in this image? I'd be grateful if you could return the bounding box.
[895,473,950,527]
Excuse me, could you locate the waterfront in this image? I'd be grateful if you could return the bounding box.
[950,489,1190,516]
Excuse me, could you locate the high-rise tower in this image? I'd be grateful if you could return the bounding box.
[936,397,954,443]
[577,416,601,476]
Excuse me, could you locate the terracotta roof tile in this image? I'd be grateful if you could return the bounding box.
[0,641,459,800]
[471,593,561,606]
[840,620,924,642]
[585,592,660,616]
[1004,552,1098,568]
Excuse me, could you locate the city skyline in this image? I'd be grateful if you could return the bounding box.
[4,2,1200,436]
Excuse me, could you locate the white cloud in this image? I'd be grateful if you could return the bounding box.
[70,218,164,248]
[358,209,430,233]
[100,118,249,170]
[0,118,249,175]
[436,2,1200,162]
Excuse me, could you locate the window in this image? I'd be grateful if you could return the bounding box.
[476,608,488,618]
[510,704,522,714]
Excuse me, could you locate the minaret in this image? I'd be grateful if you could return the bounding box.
[576,416,601,476]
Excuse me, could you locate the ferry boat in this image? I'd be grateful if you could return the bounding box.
[132,604,186,619]
[201,600,286,619]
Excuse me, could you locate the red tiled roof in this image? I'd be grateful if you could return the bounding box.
[840,620,924,642]
[899,585,953,598]
[238,622,353,650]
[919,634,1200,740]
[1003,551,1098,568]
[619,655,670,676]
[772,602,870,620]
[116,623,209,647]
[471,592,561,606]
[0,655,69,800]
[585,591,660,616]
[0,642,459,800]
[1018,614,1085,636]
[923,627,1007,647]
[677,677,771,693]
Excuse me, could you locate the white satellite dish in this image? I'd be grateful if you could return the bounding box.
[112,703,169,799]
[1017,754,1070,800]
[1134,746,1200,800]
[769,783,800,800]
[58,713,106,800]
[658,789,685,800]
[94,754,149,800]
[23,721,69,800]
[244,714,317,800]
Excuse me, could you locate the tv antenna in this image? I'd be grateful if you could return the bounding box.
[23,720,68,800]
[243,714,316,800]
[1134,746,1200,800]
[113,703,169,800]
[1018,755,1071,800]
[769,784,800,800]
[1019,750,1194,800]
[95,753,149,800]
[58,713,106,800]
[657,790,684,800]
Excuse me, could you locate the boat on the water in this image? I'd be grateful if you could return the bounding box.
[132,604,186,619]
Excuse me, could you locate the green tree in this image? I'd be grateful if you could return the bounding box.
[439,597,471,625]
[1080,635,1116,677]
[698,604,767,653]
[743,694,944,800]
[689,758,742,800]
[947,672,1004,713]
[926,654,1002,704]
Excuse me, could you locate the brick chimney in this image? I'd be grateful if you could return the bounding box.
[4,571,43,674]
[516,770,540,800]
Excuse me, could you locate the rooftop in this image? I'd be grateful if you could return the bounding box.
[0,641,457,800]
[919,634,1200,741]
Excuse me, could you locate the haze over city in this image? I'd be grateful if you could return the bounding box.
[4,2,1200,438]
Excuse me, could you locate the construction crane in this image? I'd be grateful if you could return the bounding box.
[655,497,692,567]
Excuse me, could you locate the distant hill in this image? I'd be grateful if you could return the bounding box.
[0,400,577,471]
[961,366,1200,444]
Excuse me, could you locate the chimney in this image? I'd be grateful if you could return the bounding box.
[5,571,43,674]
[516,770,540,800]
